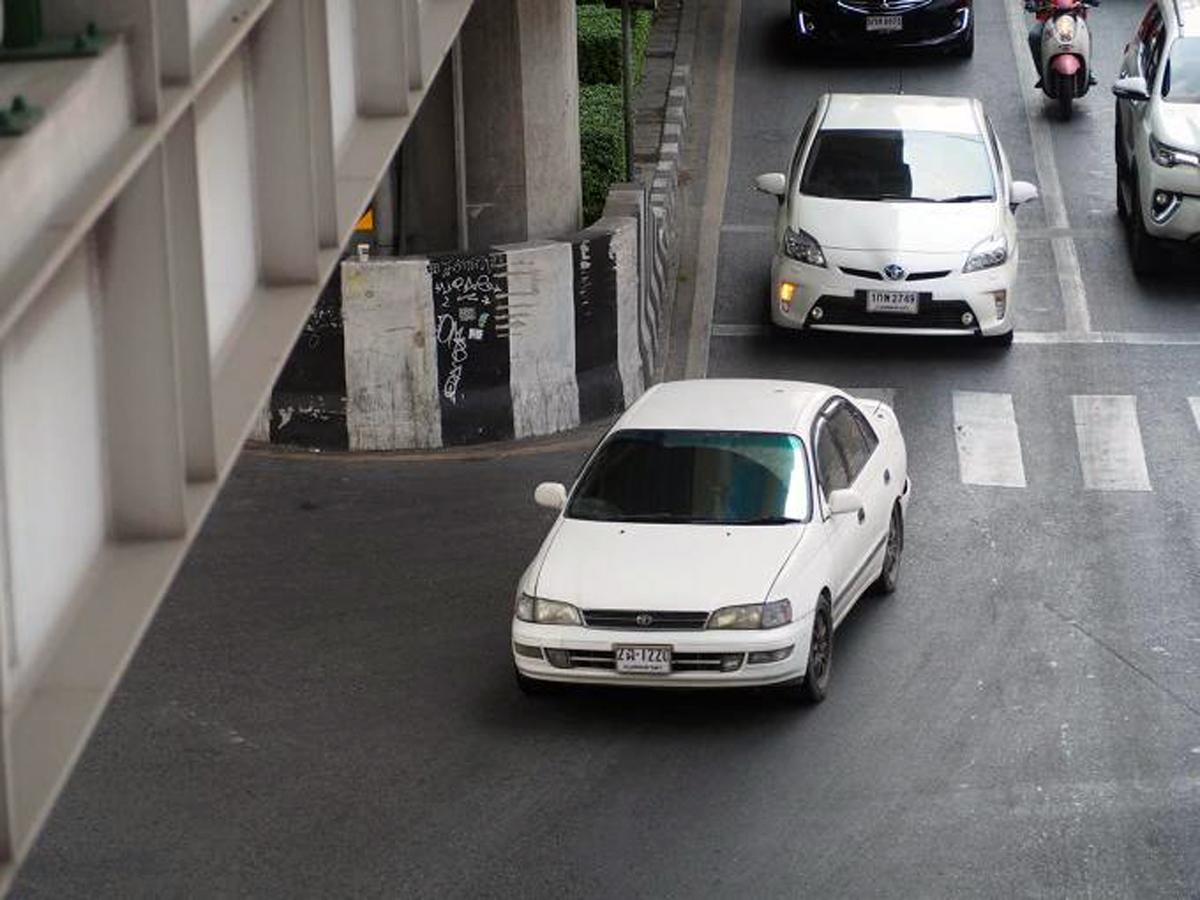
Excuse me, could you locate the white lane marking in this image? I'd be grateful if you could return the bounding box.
[1072,395,1152,492]
[1189,398,1200,435]
[720,223,773,234]
[1003,0,1092,334]
[684,0,742,379]
[710,325,1200,346]
[952,391,1028,488]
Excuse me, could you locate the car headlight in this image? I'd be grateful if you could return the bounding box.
[1149,134,1200,169]
[962,234,1008,273]
[514,593,582,626]
[707,599,793,630]
[782,226,827,268]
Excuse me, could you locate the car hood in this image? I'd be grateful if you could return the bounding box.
[534,518,804,611]
[1150,103,1200,152]
[795,196,1002,253]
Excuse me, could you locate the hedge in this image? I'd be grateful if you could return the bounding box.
[577,5,653,86]
[579,84,625,225]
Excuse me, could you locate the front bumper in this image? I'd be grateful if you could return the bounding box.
[793,2,970,50]
[512,615,812,688]
[770,251,1015,338]
[1142,190,1200,244]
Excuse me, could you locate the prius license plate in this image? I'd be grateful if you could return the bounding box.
[866,15,902,32]
[615,645,672,674]
[866,290,919,314]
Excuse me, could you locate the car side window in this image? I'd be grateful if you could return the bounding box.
[1147,25,1168,85]
[827,405,872,484]
[983,117,1008,199]
[815,419,851,497]
[787,110,818,188]
[847,405,879,456]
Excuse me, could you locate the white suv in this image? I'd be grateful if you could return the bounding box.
[755,94,1037,347]
[1113,0,1200,273]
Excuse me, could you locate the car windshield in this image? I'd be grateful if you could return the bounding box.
[1162,38,1200,103]
[567,429,811,525]
[800,128,995,202]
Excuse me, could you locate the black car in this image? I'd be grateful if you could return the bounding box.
[789,0,974,57]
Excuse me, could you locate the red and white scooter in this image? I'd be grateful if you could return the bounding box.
[1026,0,1100,120]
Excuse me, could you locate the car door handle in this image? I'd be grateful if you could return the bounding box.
[884,468,891,485]
[857,509,865,524]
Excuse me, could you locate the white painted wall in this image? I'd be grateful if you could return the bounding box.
[327,0,358,161]
[195,50,260,363]
[0,44,132,279]
[188,0,242,65]
[505,242,580,439]
[1,245,106,684]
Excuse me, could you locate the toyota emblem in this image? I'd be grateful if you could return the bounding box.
[635,613,654,627]
[883,264,906,281]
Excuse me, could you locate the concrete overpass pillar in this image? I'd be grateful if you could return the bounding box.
[460,0,581,249]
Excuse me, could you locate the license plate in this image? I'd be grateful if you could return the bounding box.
[866,15,902,32]
[615,645,672,674]
[866,290,919,314]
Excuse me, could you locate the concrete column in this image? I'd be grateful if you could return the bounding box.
[460,0,581,249]
[399,54,461,255]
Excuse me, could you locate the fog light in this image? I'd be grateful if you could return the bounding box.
[779,281,797,311]
[992,290,1007,320]
[513,642,543,660]
[961,311,975,326]
[719,653,745,672]
[1151,190,1181,224]
[810,305,824,321]
[747,645,795,665]
[544,649,571,669]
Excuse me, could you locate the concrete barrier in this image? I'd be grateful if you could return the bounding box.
[254,198,657,450]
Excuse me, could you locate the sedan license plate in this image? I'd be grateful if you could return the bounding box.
[866,14,902,32]
[615,645,672,674]
[865,290,919,314]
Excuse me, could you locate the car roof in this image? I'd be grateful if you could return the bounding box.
[820,93,982,135]
[614,379,835,436]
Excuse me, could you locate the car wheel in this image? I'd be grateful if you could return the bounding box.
[873,504,904,595]
[798,599,833,704]
[1127,177,1160,277]
[514,665,552,696]
[1114,117,1129,221]
[1056,73,1074,121]
[1116,167,1129,221]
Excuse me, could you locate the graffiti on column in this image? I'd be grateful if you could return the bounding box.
[572,233,624,421]
[428,252,515,444]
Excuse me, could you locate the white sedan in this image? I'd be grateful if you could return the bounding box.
[755,93,1038,346]
[511,379,910,702]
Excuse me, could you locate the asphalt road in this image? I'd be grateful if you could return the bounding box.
[16,1,1200,897]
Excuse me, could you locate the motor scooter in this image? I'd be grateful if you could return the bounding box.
[1025,0,1100,120]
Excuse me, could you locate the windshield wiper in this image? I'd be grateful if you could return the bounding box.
[937,193,994,203]
[740,516,804,525]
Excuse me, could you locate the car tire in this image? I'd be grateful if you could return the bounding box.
[514,665,552,696]
[1114,116,1129,222]
[872,504,904,595]
[798,599,833,704]
[954,26,975,59]
[1116,167,1129,222]
[1127,176,1161,277]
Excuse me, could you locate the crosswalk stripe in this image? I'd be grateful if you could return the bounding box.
[1072,395,1152,492]
[1189,398,1200,435]
[952,391,1027,488]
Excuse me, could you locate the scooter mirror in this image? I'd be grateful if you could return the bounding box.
[1111,75,1150,102]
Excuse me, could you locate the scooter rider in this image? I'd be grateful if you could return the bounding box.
[1026,0,1099,89]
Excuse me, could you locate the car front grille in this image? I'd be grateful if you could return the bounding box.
[838,266,951,282]
[560,650,745,672]
[581,609,710,630]
[810,295,977,331]
[837,0,933,13]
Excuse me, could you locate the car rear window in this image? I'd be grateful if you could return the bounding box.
[800,128,995,203]
[1162,38,1200,103]
[567,430,811,525]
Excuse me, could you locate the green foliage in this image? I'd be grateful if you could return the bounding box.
[579,84,625,224]
[577,6,652,86]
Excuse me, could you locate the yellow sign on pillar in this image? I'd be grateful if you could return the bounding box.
[354,207,375,232]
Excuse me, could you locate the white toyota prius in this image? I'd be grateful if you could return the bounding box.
[511,379,910,702]
[756,93,1039,346]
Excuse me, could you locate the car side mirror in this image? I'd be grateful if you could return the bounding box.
[1112,75,1150,102]
[753,172,787,201]
[534,482,567,511]
[1009,180,1039,212]
[826,488,863,517]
